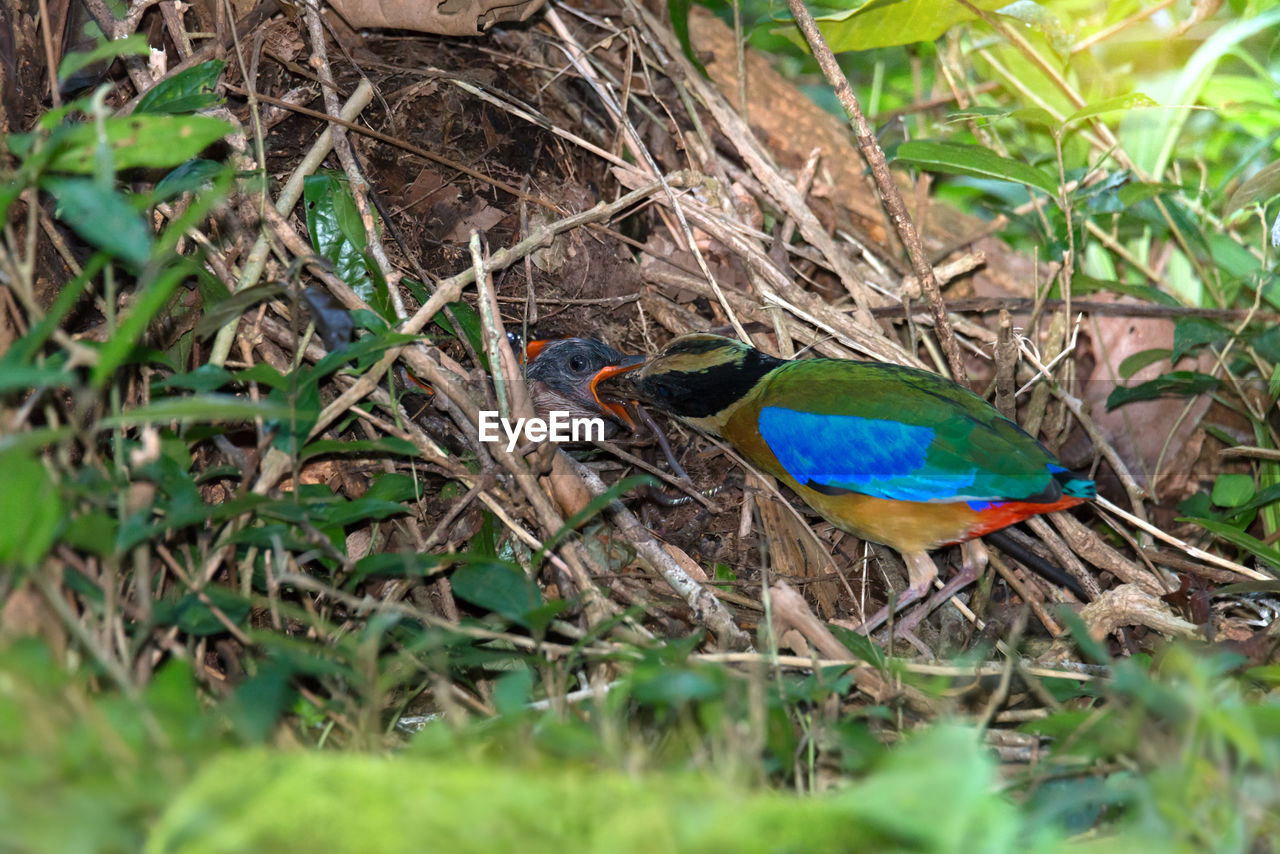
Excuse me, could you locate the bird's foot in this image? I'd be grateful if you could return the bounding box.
[856,548,987,641]
[855,551,938,635]
[887,561,983,639]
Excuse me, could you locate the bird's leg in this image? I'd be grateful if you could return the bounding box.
[856,550,939,635]
[636,404,693,482]
[961,539,988,578]
[889,540,990,638]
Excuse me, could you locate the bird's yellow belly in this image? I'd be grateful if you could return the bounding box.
[790,484,978,551]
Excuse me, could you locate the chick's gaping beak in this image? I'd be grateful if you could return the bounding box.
[588,355,646,430]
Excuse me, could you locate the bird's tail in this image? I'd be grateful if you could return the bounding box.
[985,529,1088,600]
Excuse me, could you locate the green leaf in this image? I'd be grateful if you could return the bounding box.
[1105,372,1220,410]
[1215,580,1280,596]
[194,283,288,339]
[91,263,189,387]
[56,34,150,82]
[827,624,886,668]
[299,437,419,463]
[230,661,296,743]
[1064,94,1158,127]
[1171,318,1228,363]
[313,498,410,529]
[1224,159,1280,220]
[0,426,76,455]
[98,394,296,427]
[1008,107,1056,129]
[493,668,535,715]
[0,361,75,393]
[155,587,252,636]
[894,141,1057,194]
[1231,482,1280,517]
[451,560,543,628]
[631,664,725,706]
[1179,517,1280,574]
[135,60,226,114]
[1057,608,1113,665]
[233,363,289,390]
[1249,325,1280,364]
[43,177,153,267]
[151,364,236,393]
[1211,474,1255,509]
[667,0,707,77]
[153,159,226,202]
[533,475,653,568]
[432,301,486,367]
[811,0,1007,51]
[303,172,394,322]
[42,115,233,174]
[61,510,118,558]
[1123,8,1280,179]
[348,552,446,585]
[1064,274,1180,306]
[1116,348,1171,380]
[0,449,62,569]
[307,331,419,384]
[363,472,423,503]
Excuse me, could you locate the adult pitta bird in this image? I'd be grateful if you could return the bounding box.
[614,333,1094,631]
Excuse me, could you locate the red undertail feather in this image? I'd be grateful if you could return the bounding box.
[958,494,1090,543]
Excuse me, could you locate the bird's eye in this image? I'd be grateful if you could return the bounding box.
[569,354,588,372]
[657,384,672,399]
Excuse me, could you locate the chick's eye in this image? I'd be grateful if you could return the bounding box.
[657,384,672,399]
[569,355,588,372]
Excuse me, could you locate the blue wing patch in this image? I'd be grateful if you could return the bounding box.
[758,407,978,502]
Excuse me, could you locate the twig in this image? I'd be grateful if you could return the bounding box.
[546,6,749,343]
[695,651,1106,681]
[1095,496,1271,581]
[1071,0,1179,55]
[209,79,375,366]
[783,0,969,386]
[567,456,752,650]
[627,0,894,342]
[301,0,406,320]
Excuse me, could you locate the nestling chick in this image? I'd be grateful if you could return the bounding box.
[524,338,643,435]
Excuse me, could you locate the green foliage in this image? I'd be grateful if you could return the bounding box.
[304,171,395,322]
[1025,643,1280,848]
[0,643,224,853]
[9,112,234,175]
[810,0,1009,52]
[1104,371,1221,409]
[146,726,1045,854]
[895,139,1058,194]
[44,176,155,267]
[135,61,227,115]
[0,450,62,568]
[667,0,709,77]
[56,34,152,83]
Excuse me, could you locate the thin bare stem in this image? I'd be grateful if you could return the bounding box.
[783,0,969,386]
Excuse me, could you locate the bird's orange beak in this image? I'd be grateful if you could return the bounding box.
[589,356,645,430]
